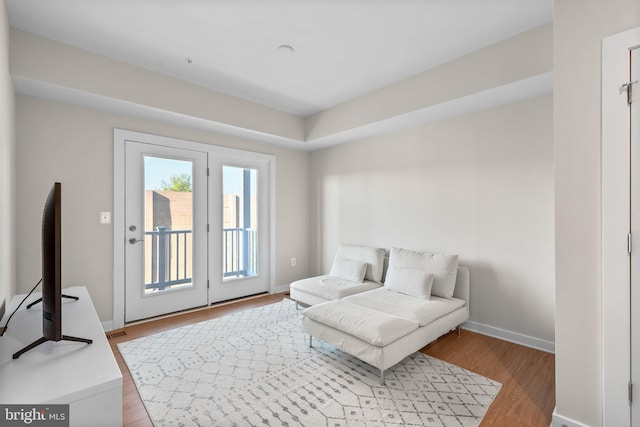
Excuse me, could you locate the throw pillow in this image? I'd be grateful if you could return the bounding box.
[389,246,459,299]
[329,257,367,283]
[334,244,386,282]
[384,266,434,299]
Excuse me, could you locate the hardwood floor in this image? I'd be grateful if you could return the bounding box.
[422,329,555,426]
[108,293,555,427]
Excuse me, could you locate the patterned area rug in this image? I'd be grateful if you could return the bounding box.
[118,299,501,426]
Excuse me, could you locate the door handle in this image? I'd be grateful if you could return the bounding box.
[129,238,143,244]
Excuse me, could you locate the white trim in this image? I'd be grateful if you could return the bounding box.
[113,131,126,330]
[463,321,555,354]
[551,408,591,427]
[270,160,277,296]
[275,284,290,294]
[113,128,276,329]
[101,320,114,333]
[602,26,640,427]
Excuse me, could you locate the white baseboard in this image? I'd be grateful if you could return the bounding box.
[551,408,591,427]
[463,321,555,354]
[101,320,114,333]
[274,284,290,294]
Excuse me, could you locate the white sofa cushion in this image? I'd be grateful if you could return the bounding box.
[329,257,367,283]
[290,275,382,301]
[302,300,418,346]
[343,288,466,327]
[334,244,386,283]
[384,266,433,299]
[389,247,459,299]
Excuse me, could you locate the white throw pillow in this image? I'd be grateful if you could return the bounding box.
[329,257,367,283]
[334,244,386,282]
[389,247,459,299]
[384,266,434,299]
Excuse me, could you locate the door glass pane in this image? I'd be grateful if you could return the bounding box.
[222,166,258,280]
[143,156,194,295]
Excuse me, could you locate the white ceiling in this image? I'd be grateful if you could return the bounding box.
[6,0,552,118]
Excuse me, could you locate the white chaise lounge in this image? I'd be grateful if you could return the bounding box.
[290,244,386,307]
[301,247,469,385]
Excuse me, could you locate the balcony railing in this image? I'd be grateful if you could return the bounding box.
[144,226,257,292]
[145,226,192,291]
[223,227,258,278]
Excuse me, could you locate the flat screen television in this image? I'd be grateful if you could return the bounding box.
[13,182,92,359]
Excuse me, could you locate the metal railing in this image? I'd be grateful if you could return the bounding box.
[145,226,192,291]
[223,227,257,278]
[144,226,258,291]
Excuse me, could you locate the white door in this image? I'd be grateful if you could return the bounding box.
[631,46,640,423]
[125,140,208,322]
[209,155,271,302]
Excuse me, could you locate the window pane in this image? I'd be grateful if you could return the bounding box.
[143,156,194,295]
[222,166,258,280]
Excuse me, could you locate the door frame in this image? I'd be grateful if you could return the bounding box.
[602,26,640,426]
[113,129,276,330]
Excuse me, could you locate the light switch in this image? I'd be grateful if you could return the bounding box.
[100,212,111,224]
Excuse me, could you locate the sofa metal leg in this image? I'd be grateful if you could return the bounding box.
[380,369,385,386]
[308,334,313,348]
[456,325,461,336]
[296,301,300,310]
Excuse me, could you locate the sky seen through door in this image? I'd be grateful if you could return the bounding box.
[144,156,255,196]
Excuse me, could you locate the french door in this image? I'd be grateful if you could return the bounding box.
[209,156,271,303]
[602,27,640,426]
[631,46,640,424]
[124,141,208,322]
[114,130,274,326]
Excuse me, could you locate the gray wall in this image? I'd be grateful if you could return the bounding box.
[15,94,311,322]
[554,0,640,425]
[0,0,15,319]
[310,95,555,343]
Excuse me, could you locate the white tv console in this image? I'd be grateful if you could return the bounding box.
[0,286,122,426]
